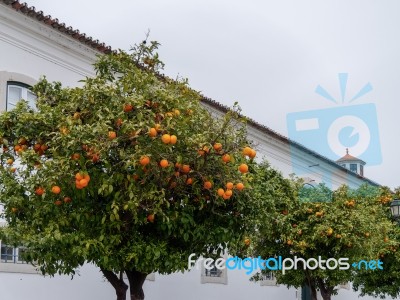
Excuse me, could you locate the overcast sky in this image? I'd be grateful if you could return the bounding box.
[24,0,400,188]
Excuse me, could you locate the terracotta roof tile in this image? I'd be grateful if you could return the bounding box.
[2,0,112,54]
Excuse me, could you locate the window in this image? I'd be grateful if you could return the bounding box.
[0,244,27,264]
[200,256,228,285]
[7,82,36,111]
[350,164,357,173]
[260,272,279,286]
[0,241,37,274]
[204,264,223,277]
[360,165,364,176]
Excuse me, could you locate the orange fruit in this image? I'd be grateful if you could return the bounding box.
[203,181,212,189]
[243,147,252,156]
[54,200,63,206]
[9,167,16,173]
[63,197,72,203]
[108,131,117,140]
[40,144,48,151]
[222,154,230,163]
[91,153,100,163]
[33,143,41,151]
[238,164,249,173]
[223,193,231,200]
[213,143,222,151]
[147,214,155,223]
[226,182,234,190]
[148,128,157,137]
[140,156,150,166]
[18,137,27,145]
[14,145,21,152]
[75,181,84,189]
[236,183,245,191]
[249,149,256,159]
[170,135,177,145]
[115,118,123,127]
[51,186,61,194]
[181,165,191,174]
[60,127,69,135]
[186,178,193,185]
[161,134,171,144]
[35,187,45,196]
[225,190,233,197]
[6,158,13,165]
[83,174,91,182]
[217,188,225,197]
[79,178,88,187]
[11,207,18,213]
[71,153,80,160]
[174,109,180,116]
[123,104,133,112]
[154,123,162,132]
[244,238,251,246]
[73,112,81,120]
[160,159,169,168]
[75,172,84,181]
[165,112,174,118]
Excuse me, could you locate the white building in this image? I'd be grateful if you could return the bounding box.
[0,1,387,300]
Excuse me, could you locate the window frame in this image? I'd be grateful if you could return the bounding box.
[6,81,37,111]
[200,255,228,285]
[349,163,358,173]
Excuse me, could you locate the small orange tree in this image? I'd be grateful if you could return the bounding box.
[0,42,259,300]
[251,164,397,300]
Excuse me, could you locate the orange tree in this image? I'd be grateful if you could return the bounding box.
[352,187,400,299]
[251,164,397,300]
[0,42,259,300]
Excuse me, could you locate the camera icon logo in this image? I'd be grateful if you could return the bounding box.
[286,73,382,177]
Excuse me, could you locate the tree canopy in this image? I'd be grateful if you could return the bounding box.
[251,164,397,300]
[0,41,260,300]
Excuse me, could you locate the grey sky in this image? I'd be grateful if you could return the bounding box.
[24,0,400,188]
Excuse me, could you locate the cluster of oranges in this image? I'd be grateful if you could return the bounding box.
[161,134,177,145]
[32,142,49,156]
[137,144,254,201]
[242,146,256,159]
[81,145,100,163]
[379,195,392,204]
[34,185,72,206]
[75,172,91,189]
[344,199,356,207]
[217,181,245,200]
[13,137,29,155]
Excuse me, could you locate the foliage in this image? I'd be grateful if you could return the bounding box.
[352,186,400,299]
[0,41,259,299]
[251,166,397,300]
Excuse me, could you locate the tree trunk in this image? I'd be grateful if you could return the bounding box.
[309,285,318,300]
[101,268,128,300]
[125,269,148,300]
[317,278,333,300]
[304,270,318,300]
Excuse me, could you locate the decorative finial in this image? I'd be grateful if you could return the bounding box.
[346,148,349,155]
